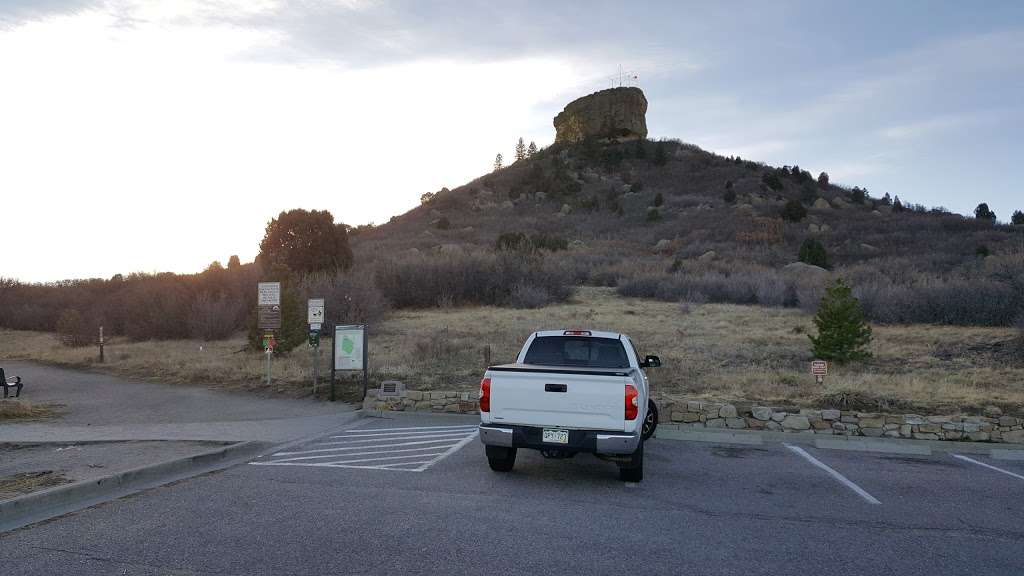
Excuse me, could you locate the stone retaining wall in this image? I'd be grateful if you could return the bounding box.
[658,398,1023,443]
[364,388,480,414]
[362,389,1023,443]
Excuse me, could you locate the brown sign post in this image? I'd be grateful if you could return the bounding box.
[810,360,828,384]
[258,282,281,385]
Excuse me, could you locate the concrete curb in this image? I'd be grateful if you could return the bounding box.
[0,411,366,533]
[655,426,1024,457]
[0,441,271,533]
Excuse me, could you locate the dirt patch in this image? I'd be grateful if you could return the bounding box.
[0,400,63,422]
[0,470,71,498]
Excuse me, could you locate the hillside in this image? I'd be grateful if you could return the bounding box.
[352,137,1023,326]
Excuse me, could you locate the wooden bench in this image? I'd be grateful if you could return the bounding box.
[1,367,23,398]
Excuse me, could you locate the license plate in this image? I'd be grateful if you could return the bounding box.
[542,428,569,444]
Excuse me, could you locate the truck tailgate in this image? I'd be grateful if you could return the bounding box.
[488,365,629,431]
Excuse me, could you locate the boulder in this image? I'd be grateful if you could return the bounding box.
[813,198,831,210]
[698,250,716,262]
[782,415,811,430]
[653,239,674,253]
[553,87,648,144]
[719,404,738,418]
[751,406,773,421]
[560,204,572,215]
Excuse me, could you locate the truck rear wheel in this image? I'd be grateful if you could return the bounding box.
[618,441,644,482]
[642,399,659,440]
[486,445,517,472]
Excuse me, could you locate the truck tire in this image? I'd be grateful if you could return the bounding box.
[642,399,659,440]
[618,441,644,482]
[486,445,517,472]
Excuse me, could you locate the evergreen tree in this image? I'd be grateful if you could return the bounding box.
[1012,210,1024,226]
[974,202,997,222]
[515,138,527,161]
[798,238,829,269]
[723,189,737,205]
[817,172,829,187]
[653,192,664,207]
[781,199,808,222]
[892,196,904,212]
[809,279,872,363]
[493,153,503,172]
[527,141,538,157]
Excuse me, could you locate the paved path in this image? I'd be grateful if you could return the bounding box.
[0,361,355,442]
[2,412,1022,575]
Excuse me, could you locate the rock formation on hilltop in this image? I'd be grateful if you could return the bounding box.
[553,87,648,144]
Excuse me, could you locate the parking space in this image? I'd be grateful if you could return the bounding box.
[4,413,1024,575]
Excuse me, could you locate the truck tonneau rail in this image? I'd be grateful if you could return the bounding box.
[486,364,632,377]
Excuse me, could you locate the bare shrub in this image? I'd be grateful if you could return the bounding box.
[300,270,390,328]
[508,284,553,309]
[754,274,788,307]
[55,309,93,347]
[187,293,244,341]
[374,251,573,309]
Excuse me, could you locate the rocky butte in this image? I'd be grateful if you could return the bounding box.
[553,86,648,144]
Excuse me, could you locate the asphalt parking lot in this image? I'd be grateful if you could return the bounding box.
[2,412,1022,575]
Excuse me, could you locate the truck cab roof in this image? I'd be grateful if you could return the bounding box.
[532,330,624,339]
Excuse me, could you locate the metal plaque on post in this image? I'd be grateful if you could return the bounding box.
[257,282,282,330]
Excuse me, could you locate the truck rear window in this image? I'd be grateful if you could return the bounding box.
[523,336,629,369]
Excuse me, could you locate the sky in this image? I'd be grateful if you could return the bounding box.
[2,0,1022,282]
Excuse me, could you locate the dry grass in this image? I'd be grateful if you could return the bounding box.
[0,400,62,421]
[2,287,1022,412]
[0,471,71,498]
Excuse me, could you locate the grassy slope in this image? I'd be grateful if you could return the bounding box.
[5,288,1021,413]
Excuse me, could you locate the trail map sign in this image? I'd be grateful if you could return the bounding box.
[331,324,369,402]
[333,325,365,371]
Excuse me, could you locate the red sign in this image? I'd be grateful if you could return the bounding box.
[810,360,828,376]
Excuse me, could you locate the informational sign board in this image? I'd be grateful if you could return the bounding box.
[308,298,325,325]
[258,282,281,306]
[258,305,281,330]
[810,360,828,376]
[333,325,365,371]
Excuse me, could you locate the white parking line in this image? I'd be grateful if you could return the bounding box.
[319,432,474,444]
[329,429,477,439]
[350,425,479,432]
[952,454,1024,481]
[785,444,882,505]
[253,424,479,472]
[274,438,460,456]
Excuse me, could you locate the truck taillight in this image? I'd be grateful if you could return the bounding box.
[479,377,491,412]
[625,383,639,420]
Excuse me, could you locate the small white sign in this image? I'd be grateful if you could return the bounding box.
[308,298,325,324]
[334,325,365,371]
[258,282,281,306]
[310,322,322,331]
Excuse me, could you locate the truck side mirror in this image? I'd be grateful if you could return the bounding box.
[642,355,661,368]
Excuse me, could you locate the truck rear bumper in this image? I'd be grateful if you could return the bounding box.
[479,424,639,454]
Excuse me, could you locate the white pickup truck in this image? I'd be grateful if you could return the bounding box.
[478,330,661,482]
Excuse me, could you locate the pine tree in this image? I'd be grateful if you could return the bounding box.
[1012,210,1024,226]
[493,153,503,172]
[515,138,526,162]
[892,196,904,212]
[527,141,538,157]
[809,279,872,363]
[653,192,664,207]
[652,142,668,166]
[798,238,829,269]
